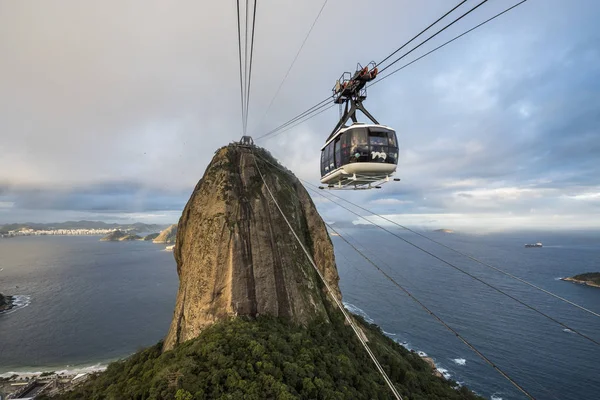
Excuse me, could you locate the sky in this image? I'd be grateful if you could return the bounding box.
[1,0,599,231]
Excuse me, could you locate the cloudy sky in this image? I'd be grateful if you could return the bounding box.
[1,0,599,231]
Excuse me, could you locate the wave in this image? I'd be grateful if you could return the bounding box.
[490,394,503,400]
[554,277,565,281]
[382,330,396,336]
[437,367,451,380]
[563,328,574,334]
[452,358,466,366]
[343,302,375,323]
[0,295,32,315]
[0,363,108,379]
[417,350,428,357]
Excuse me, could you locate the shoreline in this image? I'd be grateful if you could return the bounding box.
[0,364,108,380]
[561,277,600,288]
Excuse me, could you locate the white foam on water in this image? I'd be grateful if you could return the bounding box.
[342,302,375,323]
[563,328,574,333]
[490,394,503,400]
[437,367,451,380]
[0,363,108,379]
[554,277,565,281]
[0,295,32,315]
[452,358,467,366]
[417,350,428,357]
[382,330,396,336]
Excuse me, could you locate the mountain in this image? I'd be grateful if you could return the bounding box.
[163,145,340,350]
[44,144,482,399]
[119,234,142,241]
[99,230,128,241]
[152,224,177,244]
[143,232,160,241]
[0,220,167,233]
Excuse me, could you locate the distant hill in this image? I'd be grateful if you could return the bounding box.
[153,224,177,244]
[119,234,142,241]
[0,220,168,233]
[143,233,160,241]
[563,272,600,288]
[100,230,128,241]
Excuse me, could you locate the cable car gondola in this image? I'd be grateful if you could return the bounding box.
[320,62,399,190]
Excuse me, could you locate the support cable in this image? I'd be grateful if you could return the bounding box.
[242,0,250,133]
[255,96,331,141]
[325,222,535,400]
[376,0,468,67]
[253,153,600,347]
[252,153,403,400]
[256,1,527,142]
[254,0,329,134]
[371,0,528,87]
[245,0,258,135]
[377,0,490,75]
[317,188,600,319]
[267,103,336,140]
[236,0,245,133]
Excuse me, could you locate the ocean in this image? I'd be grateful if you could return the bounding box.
[1,230,599,399]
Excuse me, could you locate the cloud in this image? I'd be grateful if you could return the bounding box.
[0,0,599,229]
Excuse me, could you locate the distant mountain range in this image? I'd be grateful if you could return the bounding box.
[0,220,170,234]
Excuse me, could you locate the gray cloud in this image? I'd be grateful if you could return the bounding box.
[1,0,599,229]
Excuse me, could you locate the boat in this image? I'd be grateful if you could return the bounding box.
[524,242,543,248]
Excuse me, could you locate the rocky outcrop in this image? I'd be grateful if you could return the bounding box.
[163,145,341,351]
[143,233,160,241]
[119,234,142,241]
[153,224,177,244]
[562,273,600,288]
[100,230,127,241]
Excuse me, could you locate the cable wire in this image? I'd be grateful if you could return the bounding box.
[255,96,331,141]
[318,187,600,319]
[253,153,600,347]
[378,0,489,75]
[236,0,245,133]
[252,153,403,400]
[254,0,329,134]
[324,222,535,400]
[245,0,258,135]
[267,103,335,140]
[371,0,528,87]
[376,0,468,67]
[256,156,535,399]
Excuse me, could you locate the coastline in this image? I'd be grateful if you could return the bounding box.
[561,277,600,288]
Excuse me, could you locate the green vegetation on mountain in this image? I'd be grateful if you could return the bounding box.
[119,234,142,241]
[144,233,160,241]
[100,230,127,241]
[46,315,482,400]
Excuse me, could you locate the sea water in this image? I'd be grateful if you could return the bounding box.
[1,231,599,399]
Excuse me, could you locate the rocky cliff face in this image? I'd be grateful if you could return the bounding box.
[153,224,177,244]
[163,145,341,351]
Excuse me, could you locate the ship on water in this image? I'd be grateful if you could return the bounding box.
[525,242,543,248]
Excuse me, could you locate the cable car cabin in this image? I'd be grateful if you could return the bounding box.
[320,123,398,189]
